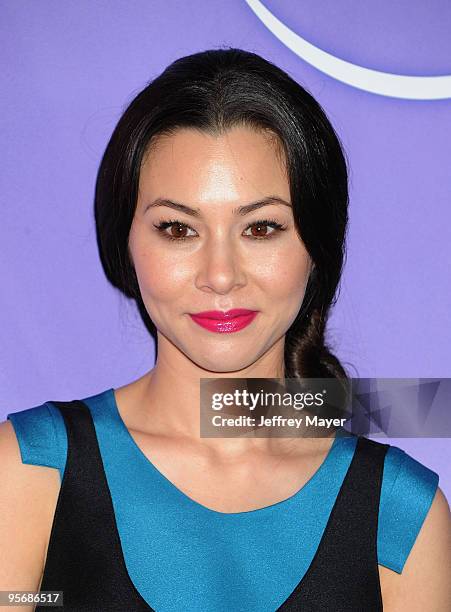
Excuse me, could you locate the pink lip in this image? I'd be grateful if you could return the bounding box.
[188,309,259,333]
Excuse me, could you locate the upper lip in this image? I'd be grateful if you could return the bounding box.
[190,309,257,320]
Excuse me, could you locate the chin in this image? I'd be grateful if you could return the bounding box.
[187,351,256,375]
[193,348,269,375]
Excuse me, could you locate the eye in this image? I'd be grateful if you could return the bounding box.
[153,219,197,241]
[243,219,286,239]
[153,218,287,242]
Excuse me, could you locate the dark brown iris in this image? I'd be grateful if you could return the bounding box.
[171,224,188,238]
[250,223,268,237]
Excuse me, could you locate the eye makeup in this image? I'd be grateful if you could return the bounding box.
[152,218,288,242]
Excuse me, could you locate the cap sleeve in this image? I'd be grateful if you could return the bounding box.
[378,445,439,573]
[7,402,67,481]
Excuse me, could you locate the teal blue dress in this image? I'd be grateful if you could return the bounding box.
[7,388,439,612]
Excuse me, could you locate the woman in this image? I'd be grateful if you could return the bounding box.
[1,48,450,611]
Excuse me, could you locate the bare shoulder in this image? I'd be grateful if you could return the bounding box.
[382,486,451,611]
[0,420,60,602]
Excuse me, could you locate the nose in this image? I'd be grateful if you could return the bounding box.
[194,236,246,295]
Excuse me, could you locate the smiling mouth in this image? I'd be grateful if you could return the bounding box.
[188,310,259,333]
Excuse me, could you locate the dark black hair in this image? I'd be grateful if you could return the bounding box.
[94,47,350,383]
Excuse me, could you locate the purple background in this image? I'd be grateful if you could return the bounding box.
[1,1,450,498]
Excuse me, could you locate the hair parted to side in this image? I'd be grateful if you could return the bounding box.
[94,47,351,383]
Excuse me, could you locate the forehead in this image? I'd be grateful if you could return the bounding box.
[138,126,289,204]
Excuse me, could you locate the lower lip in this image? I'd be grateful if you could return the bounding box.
[188,312,258,333]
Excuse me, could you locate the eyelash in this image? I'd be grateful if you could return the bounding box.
[153,218,287,242]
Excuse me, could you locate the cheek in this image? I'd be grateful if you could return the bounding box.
[253,243,310,299]
[133,249,192,302]
[128,220,191,303]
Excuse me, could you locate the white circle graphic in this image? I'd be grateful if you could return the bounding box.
[245,0,451,100]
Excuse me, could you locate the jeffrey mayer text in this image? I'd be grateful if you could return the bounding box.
[212,414,347,428]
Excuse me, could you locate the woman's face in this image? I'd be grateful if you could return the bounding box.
[128,126,313,374]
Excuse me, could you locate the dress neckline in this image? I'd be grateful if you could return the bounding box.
[105,387,344,518]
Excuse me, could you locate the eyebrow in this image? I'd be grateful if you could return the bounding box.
[144,196,292,218]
